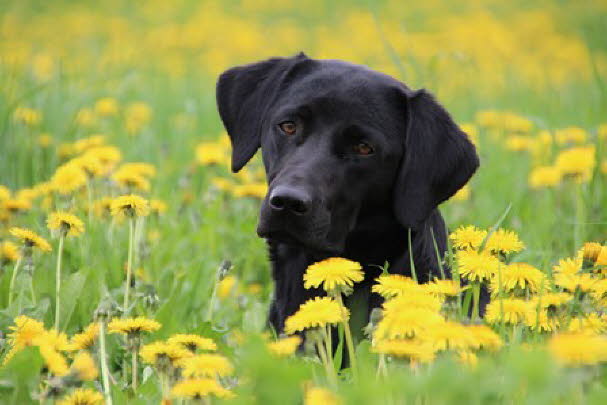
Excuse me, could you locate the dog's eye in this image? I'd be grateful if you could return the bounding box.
[278,121,297,135]
[352,142,374,156]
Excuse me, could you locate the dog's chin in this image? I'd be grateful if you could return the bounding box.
[257,226,343,254]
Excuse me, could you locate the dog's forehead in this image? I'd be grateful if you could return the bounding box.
[281,60,403,119]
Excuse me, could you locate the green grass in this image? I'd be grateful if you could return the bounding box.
[0,0,607,404]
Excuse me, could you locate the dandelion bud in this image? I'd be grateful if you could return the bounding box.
[93,296,116,322]
[218,260,232,280]
[140,284,160,311]
[583,242,602,266]
[363,308,383,338]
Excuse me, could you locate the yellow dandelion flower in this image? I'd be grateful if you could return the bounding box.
[554,273,597,292]
[111,169,151,192]
[505,135,532,151]
[178,353,234,377]
[13,107,42,126]
[0,184,11,200]
[525,309,559,332]
[195,142,228,166]
[267,336,301,357]
[382,291,444,313]
[47,212,85,237]
[529,166,561,188]
[172,378,234,399]
[57,388,104,405]
[167,334,217,352]
[303,257,363,293]
[125,102,152,134]
[372,338,437,363]
[582,242,603,265]
[39,344,69,376]
[95,97,119,116]
[423,278,462,297]
[422,321,477,351]
[118,162,157,178]
[568,313,605,335]
[108,317,161,336]
[2,198,32,213]
[553,255,582,275]
[554,127,588,145]
[3,315,46,364]
[372,274,423,298]
[75,107,98,128]
[485,298,530,325]
[150,199,168,215]
[284,297,349,334]
[596,246,607,266]
[305,387,342,405]
[459,123,479,145]
[449,225,487,250]
[33,329,71,352]
[555,145,596,182]
[231,183,269,199]
[211,177,235,191]
[490,262,546,295]
[51,163,88,195]
[140,341,192,368]
[456,249,501,282]
[69,323,100,351]
[217,274,237,299]
[93,197,113,218]
[374,308,444,340]
[451,185,471,201]
[71,351,98,381]
[1,241,20,263]
[484,229,525,255]
[110,194,150,219]
[465,325,503,351]
[457,351,478,368]
[73,135,106,153]
[548,333,607,366]
[529,292,573,309]
[85,146,122,169]
[9,227,52,252]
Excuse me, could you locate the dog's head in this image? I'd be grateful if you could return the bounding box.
[217,53,478,253]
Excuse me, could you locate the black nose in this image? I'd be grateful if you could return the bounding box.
[269,186,311,215]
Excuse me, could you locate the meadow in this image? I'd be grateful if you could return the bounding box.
[1,0,607,403]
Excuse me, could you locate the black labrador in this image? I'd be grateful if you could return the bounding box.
[216,53,479,334]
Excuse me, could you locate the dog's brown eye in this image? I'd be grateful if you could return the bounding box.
[353,142,374,156]
[279,121,297,135]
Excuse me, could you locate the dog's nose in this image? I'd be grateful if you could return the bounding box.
[269,186,311,215]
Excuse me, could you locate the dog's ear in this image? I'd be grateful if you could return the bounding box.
[393,88,479,229]
[216,53,308,172]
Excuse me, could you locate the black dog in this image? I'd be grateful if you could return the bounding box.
[216,53,479,334]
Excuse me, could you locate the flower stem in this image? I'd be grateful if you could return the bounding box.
[336,294,358,381]
[123,218,135,315]
[472,282,481,321]
[54,235,64,329]
[8,255,23,306]
[98,321,113,405]
[376,353,387,379]
[29,275,36,305]
[132,348,138,391]
[205,268,221,323]
[316,331,337,389]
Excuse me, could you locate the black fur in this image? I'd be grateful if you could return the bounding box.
[216,53,480,333]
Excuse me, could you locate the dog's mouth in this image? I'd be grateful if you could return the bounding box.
[257,226,342,255]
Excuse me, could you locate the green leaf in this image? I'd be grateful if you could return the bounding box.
[59,271,87,331]
[0,346,43,404]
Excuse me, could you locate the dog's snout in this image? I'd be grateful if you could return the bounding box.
[269,186,311,215]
